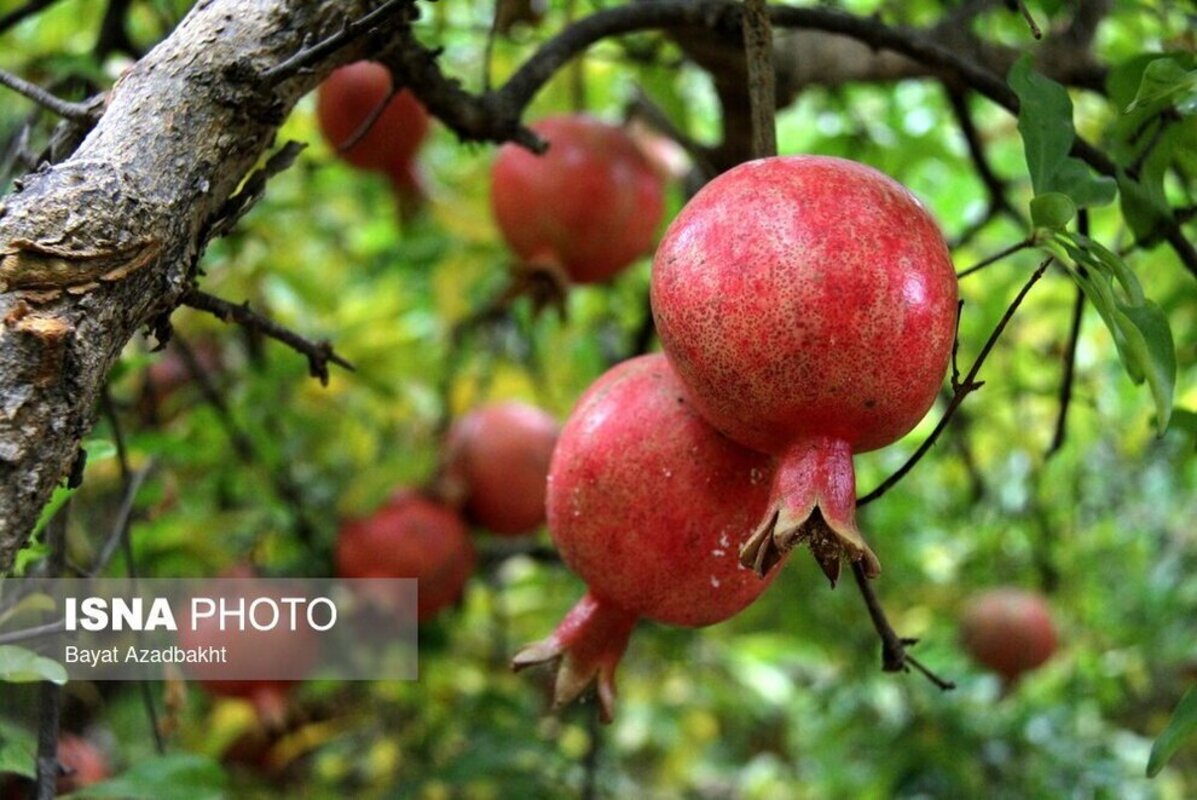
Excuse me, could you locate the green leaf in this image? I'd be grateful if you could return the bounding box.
[1148,685,1197,777]
[1030,192,1076,230]
[1045,232,1176,433]
[1114,299,1176,430]
[1127,57,1197,113]
[0,718,37,779]
[63,754,228,799]
[0,645,68,685]
[30,484,77,539]
[1008,56,1116,209]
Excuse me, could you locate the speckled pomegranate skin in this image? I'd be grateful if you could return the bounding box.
[317,62,429,173]
[336,492,475,622]
[547,353,780,626]
[490,115,665,284]
[443,402,559,536]
[651,156,957,455]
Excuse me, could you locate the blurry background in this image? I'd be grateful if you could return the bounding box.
[1,0,1196,797]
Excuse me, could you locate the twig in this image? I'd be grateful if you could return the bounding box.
[34,504,69,800]
[742,0,777,159]
[944,87,1024,233]
[1010,0,1042,39]
[0,0,66,35]
[338,88,397,154]
[262,0,413,85]
[204,141,307,243]
[94,0,139,59]
[627,88,716,179]
[99,392,165,754]
[90,459,154,576]
[851,561,955,690]
[182,289,353,385]
[0,67,98,122]
[0,619,66,645]
[581,702,603,800]
[172,335,319,546]
[859,257,1052,506]
[956,238,1033,279]
[1047,285,1084,458]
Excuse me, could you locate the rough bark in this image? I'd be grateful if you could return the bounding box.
[0,0,389,569]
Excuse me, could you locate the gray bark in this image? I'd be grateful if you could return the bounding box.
[0,0,382,569]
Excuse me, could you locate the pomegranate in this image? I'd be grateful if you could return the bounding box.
[490,115,665,284]
[55,734,110,793]
[513,354,781,721]
[316,61,430,174]
[651,156,958,582]
[441,402,559,536]
[336,491,476,622]
[176,571,321,726]
[960,588,1058,684]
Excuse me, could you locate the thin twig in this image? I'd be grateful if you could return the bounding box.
[851,561,955,690]
[581,702,603,800]
[173,335,319,546]
[1011,0,1042,39]
[1047,285,1084,457]
[182,289,353,385]
[99,392,165,753]
[262,0,412,84]
[0,67,98,122]
[34,504,69,800]
[203,141,307,243]
[956,238,1033,279]
[742,0,777,159]
[859,257,1052,506]
[0,0,66,35]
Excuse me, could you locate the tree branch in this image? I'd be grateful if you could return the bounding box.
[0,67,99,122]
[0,0,386,571]
[858,258,1052,507]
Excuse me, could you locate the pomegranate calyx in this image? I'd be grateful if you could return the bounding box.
[738,437,881,584]
[510,592,637,724]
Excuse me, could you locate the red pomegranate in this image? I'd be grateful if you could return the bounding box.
[490,115,665,284]
[176,571,321,726]
[960,588,1058,684]
[513,354,780,721]
[316,61,429,174]
[441,402,559,536]
[336,491,476,622]
[651,156,958,582]
[56,734,110,793]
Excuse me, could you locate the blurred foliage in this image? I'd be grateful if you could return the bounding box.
[2,0,1197,798]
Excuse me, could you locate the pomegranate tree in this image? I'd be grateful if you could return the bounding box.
[651,156,958,582]
[316,61,429,176]
[490,115,665,284]
[960,588,1058,685]
[513,354,781,722]
[441,402,559,536]
[336,490,476,622]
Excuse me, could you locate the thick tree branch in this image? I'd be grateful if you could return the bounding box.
[0,0,397,570]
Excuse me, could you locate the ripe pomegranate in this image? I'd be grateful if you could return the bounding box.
[513,354,781,722]
[490,115,665,284]
[651,156,958,582]
[336,491,476,622]
[316,61,430,174]
[960,588,1058,685]
[441,402,559,536]
[176,572,321,726]
[55,734,110,793]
